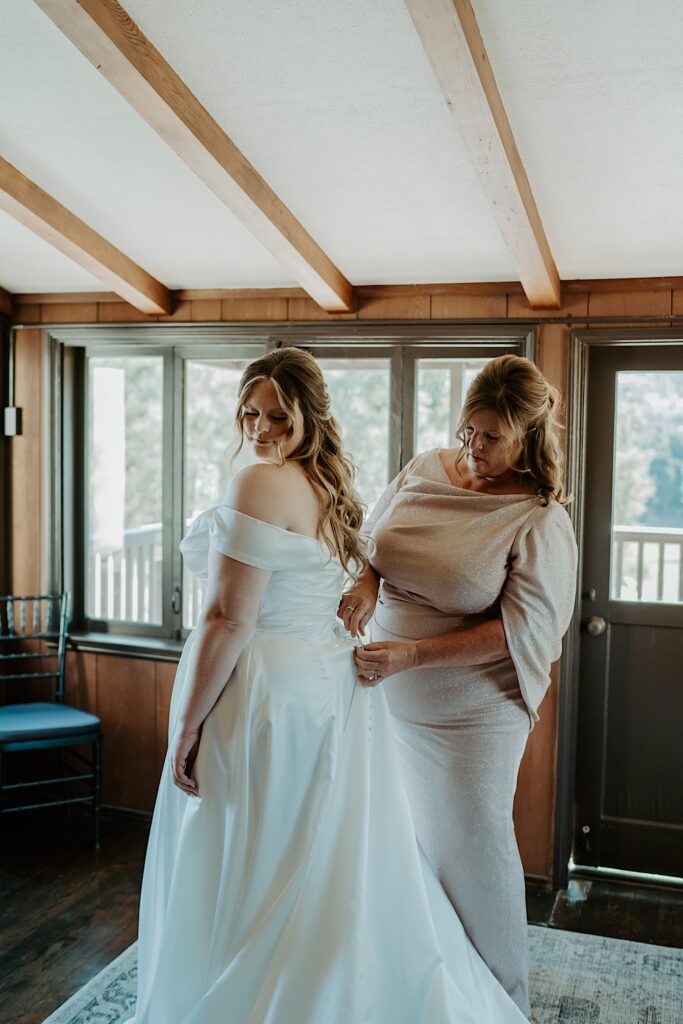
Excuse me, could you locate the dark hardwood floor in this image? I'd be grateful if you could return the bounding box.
[526,875,683,949]
[1,811,682,1024]
[0,810,149,1024]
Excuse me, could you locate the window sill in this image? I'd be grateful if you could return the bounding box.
[68,632,185,662]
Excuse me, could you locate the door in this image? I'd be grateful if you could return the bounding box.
[575,342,683,877]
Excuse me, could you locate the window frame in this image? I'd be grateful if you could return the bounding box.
[48,322,536,646]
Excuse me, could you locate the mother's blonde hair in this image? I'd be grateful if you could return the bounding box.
[234,347,367,576]
[456,355,568,505]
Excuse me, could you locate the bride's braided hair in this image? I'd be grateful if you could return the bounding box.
[455,354,569,506]
[234,347,367,577]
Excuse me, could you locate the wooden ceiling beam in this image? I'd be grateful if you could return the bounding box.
[32,0,354,314]
[0,287,13,317]
[0,156,171,315]
[405,0,561,309]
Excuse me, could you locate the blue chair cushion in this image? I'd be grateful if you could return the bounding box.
[0,703,101,744]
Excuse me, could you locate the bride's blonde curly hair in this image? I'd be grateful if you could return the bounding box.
[234,347,367,576]
[455,354,569,506]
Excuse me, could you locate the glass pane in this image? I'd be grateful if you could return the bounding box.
[415,358,491,452]
[183,358,254,628]
[316,358,391,513]
[611,371,683,603]
[86,356,163,624]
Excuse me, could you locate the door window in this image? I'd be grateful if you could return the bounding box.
[611,371,683,603]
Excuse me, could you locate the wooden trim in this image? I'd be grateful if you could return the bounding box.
[14,291,121,304]
[13,276,683,311]
[356,282,521,297]
[0,156,171,315]
[0,287,13,316]
[33,0,353,314]
[176,287,307,302]
[564,276,683,293]
[0,321,10,594]
[404,0,560,308]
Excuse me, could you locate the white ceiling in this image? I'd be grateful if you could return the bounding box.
[471,0,683,279]
[0,0,681,296]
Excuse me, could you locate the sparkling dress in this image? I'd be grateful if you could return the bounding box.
[368,449,578,1017]
[123,503,529,1024]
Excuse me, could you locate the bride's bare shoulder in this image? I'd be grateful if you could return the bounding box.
[224,463,304,529]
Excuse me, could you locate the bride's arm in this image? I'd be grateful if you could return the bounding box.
[171,466,287,795]
[170,547,271,795]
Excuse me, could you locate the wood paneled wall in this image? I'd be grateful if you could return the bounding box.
[11,277,682,326]
[9,329,46,596]
[0,322,10,594]
[8,282,680,879]
[65,649,174,810]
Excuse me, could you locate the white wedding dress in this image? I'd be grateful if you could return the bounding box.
[124,504,528,1024]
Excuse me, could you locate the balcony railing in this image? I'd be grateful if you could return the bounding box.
[89,522,683,624]
[89,520,209,627]
[89,523,163,624]
[612,525,683,603]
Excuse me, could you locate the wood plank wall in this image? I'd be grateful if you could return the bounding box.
[7,282,681,879]
[0,320,10,594]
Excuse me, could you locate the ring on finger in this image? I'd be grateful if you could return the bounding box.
[345,605,356,613]
[370,671,379,681]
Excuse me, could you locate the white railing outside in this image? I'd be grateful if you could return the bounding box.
[89,520,208,626]
[90,523,163,623]
[612,526,683,603]
[90,523,683,623]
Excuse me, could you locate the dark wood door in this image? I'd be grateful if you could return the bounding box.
[575,343,683,877]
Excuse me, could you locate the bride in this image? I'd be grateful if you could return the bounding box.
[124,347,528,1023]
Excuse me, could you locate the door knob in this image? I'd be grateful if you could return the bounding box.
[585,615,606,636]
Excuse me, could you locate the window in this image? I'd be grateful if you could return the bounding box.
[182,356,254,630]
[611,370,683,603]
[414,357,491,453]
[53,325,533,642]
[86,355,164,625]
[312,354,392,513]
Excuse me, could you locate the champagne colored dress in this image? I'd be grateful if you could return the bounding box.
[367,449,578,1018]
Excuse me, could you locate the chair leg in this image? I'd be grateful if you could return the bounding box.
[57,748,71,819]
[93,736,102,849]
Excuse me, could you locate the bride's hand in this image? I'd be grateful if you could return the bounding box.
[337,574,379,638]
[169,725,202,796]
[354,641,419,686]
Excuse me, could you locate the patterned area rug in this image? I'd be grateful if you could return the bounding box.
[42,925,682,1024]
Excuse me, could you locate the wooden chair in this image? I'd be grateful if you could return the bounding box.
[0,594,102,847]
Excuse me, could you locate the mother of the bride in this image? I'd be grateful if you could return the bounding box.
[340,355,578,1020]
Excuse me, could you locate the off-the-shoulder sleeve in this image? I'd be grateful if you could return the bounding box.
[500,502,578,725]
[180,506,311,583]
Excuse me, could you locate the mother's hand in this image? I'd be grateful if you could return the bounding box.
[354,640,419,687]
[169,725,202,796]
